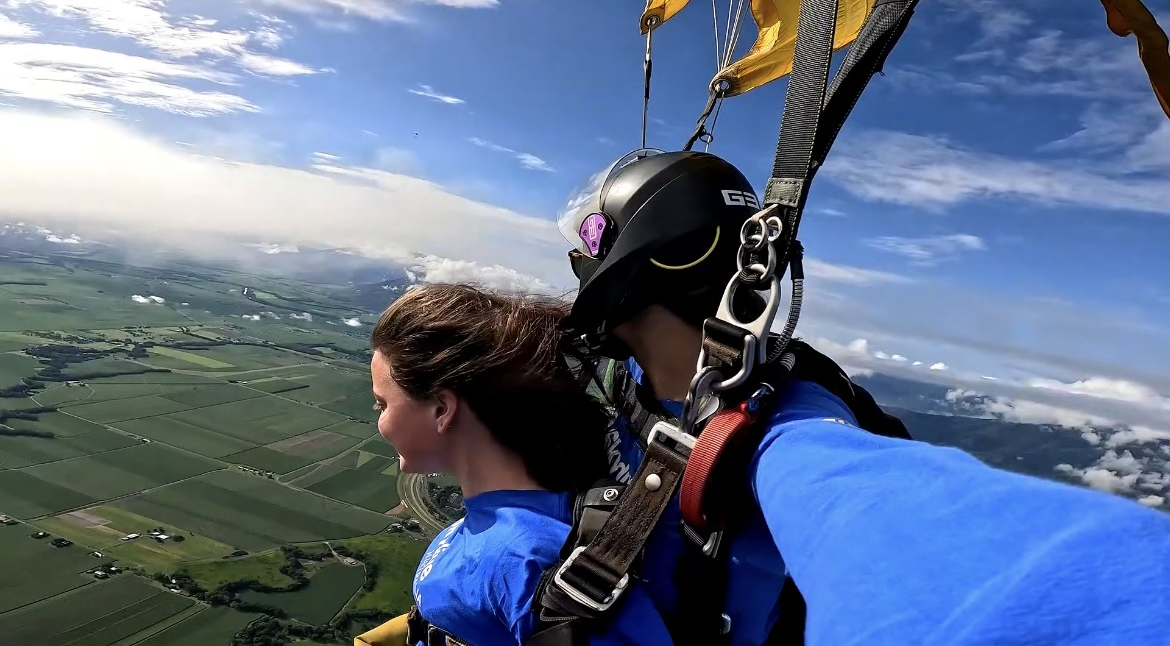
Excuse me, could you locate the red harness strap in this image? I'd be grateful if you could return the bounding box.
[680,373,859,531]
[679,401,760,532]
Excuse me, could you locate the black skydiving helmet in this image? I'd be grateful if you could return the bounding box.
[557,148,762,352]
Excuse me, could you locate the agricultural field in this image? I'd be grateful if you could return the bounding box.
[0,522,96,614]
[178,549,301,590]
[135,607,263,646]
[0,251,430,644]
[240,563,365,625]
[224,446,316,474]
[0,575,194,645]
[34,505,236,568]
[0,427,139,468]
[337,534,428,617]
[267,428,365,462]
[115,469,393,552]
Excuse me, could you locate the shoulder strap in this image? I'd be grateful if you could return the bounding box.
[527,481,627,646]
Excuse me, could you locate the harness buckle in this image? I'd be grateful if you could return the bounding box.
[682,522,724,557]
[552,545,630,613]
[646,420,696,457]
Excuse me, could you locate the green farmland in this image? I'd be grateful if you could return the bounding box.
[0,253,452,645]
[240,563,365,625]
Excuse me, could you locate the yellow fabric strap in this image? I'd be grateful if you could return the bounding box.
[354,613,410,646]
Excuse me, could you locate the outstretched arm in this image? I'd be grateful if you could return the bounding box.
[750,381,1170,646]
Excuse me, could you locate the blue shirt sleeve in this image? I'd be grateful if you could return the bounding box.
[749,380,1170,646]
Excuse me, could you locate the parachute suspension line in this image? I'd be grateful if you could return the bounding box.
[711,0,723,72]
[682,0,745,153]
[722,0,748,69]
[641,17,659,150]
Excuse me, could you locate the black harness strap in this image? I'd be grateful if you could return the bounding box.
[405,605,472,646]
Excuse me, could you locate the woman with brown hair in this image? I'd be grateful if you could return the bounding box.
[369,283,674,646]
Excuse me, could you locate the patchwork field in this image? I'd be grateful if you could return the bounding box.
[224,446,316,474]
[147,345,236,369]
[178,549,298,590]
[339,534,428,617]
[115,469,392,551]
[18,443,222,503]
[167,396,347,445]
[0,427,138,469]
[116,416,256,458]
[135,607,263,646]
[0,575,194,645]
[0,352,40,389]
[0,523,96,614]
[268,427,364,461]
[33,505,236,567]
[240,563,365,625]
[0,255,431,644]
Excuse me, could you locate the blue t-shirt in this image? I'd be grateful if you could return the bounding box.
[621,358,1170,646]
[412,488,676,646]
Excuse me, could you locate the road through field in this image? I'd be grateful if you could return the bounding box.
[396,473,448,533]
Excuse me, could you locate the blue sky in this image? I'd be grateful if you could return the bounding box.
[0,0,1168,449]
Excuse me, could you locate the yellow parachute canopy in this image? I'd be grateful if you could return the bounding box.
[718,0,874,96]
[641,0,692,33]
[639,0,876,97]
[1101,0,1170,119]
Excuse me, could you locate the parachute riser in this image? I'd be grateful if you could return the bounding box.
[678,207,793,436]
[682,0,925,437]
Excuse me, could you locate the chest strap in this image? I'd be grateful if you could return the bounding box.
[405,605,471,646]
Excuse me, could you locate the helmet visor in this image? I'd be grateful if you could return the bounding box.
[556,148,665,256]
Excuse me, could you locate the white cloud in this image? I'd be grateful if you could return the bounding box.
[468,136,555,173]
[865,234,986,265]
[0,42,257,116]
[1054,446,1170,498]
[8,0,252,58]
[802,257,910,285]
[6,0,322,91]
[236,52,323,76]
[406,255,553,294]
[1106,427,1170,450]
[407,84,464,105]
[0,109,566,289]
[936,0,1031,43]
[823,130,1168,215]
[1055,463,1140,494]
[929,362,948,371]
[515,152,554,172]
[0,12,38,37]
[255,0,499,24]
[341,316,361,327]
[1027,376,1170,407]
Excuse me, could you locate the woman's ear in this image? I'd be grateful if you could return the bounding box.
[433,388,459,434]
